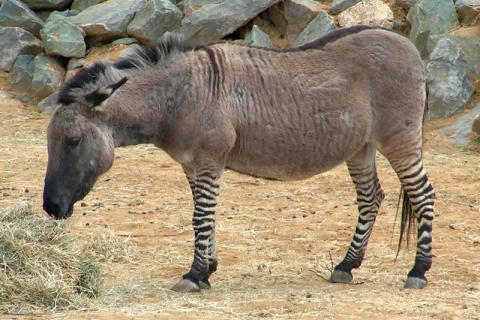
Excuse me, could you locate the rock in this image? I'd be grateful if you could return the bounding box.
[248,16,284,46]
[440,105,480,145]
[337,0,393,28]
[446,34,480,79]
[284,0,325,40]
[69,0,147,42]
[127,0,183,45]
[178,0,223,14]
[35,11,51,22]
[395,0,417,9]
[472,114,480,136]
[426,37,474,119]
[10,54,35,102]
[173,0,281,45]
[329,0,361,14]
[67,58,86,70]
[0,27,43,71]
[21,0,73,10]
[71,0,106,11]
[294,11,336,47]
[455,0,480,25]
[31,54,65,100]
[0,0,44,37]
[407,0,460,58]
[40,15,86,58]
[65,58,86,80]
[37,92,59,113]
[83,42,131,64]
[48,9,81,20]
[244,25,272,48]
[449,221,465,230]
[111,37,138,45]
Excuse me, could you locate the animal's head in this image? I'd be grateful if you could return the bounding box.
[43,63,128,219]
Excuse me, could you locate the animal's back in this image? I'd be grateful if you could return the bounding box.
[214,28,425,180]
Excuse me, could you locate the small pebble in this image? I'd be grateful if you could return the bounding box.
[449,222,465,230]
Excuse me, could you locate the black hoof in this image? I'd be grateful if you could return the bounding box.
[330,270,353,283]
[404,276,427,289]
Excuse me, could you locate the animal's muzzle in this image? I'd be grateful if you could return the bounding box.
[43,194,73,220]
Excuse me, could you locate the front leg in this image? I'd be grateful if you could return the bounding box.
[172,169,221,292]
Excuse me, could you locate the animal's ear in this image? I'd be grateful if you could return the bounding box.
[85,77,128,110]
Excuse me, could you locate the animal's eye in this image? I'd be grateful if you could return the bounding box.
[66,137,81,148]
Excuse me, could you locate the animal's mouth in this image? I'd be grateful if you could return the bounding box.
[65,203,74,219]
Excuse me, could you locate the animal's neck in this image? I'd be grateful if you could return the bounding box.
[104,89,169,148]
[102,55,192,148]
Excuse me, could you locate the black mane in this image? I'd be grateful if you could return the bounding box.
[113,36,195,71]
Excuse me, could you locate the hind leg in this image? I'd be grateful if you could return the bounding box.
[389,155,435,289]
[331,144,385,283]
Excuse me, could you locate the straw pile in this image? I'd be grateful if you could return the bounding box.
[0,200,134,313]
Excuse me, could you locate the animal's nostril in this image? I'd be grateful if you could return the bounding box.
[43,198,60,217]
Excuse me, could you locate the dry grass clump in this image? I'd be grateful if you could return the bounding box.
[0,200,133,313]
[82,233,135,263]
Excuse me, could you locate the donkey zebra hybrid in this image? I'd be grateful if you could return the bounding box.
[43,25,435,292]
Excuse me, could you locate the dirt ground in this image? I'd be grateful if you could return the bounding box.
[0,71,479,320]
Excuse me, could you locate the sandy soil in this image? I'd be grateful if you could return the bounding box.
[0,71,479,319]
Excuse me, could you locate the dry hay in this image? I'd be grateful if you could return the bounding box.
[0,200,135,313]
[82,233,135,264]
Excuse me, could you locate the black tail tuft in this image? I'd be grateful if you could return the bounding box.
[396,187,416,259]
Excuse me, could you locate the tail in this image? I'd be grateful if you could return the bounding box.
[395,188,416,259]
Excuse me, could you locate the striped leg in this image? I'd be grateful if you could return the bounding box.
[393,158,435,289]
[172,169,220,292]
[331,145,384,283]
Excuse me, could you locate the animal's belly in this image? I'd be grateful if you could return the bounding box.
[225,156,337,181]
[226,136,354,181]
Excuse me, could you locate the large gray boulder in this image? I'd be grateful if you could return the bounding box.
[329,0,361,14]
[294,11,336,47]
[31,54,65,101]
[426,37,474,119]
[173,0,281,44]
[439,105,480,145]
[407,0,460,58]
[21,0,73,10]
[0,0,44,37]
[40,15,86,58]
[284,0,325,40]
[69,0,147,42]
[244,25,272,48]
[446,34,480,79]
[0,27,43,71]
[10,54,35,102]
[71,0,106,11]
[37,92,59,114]
[455,0,480,25]
[337,0,393,28]
[127,0,183,45]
